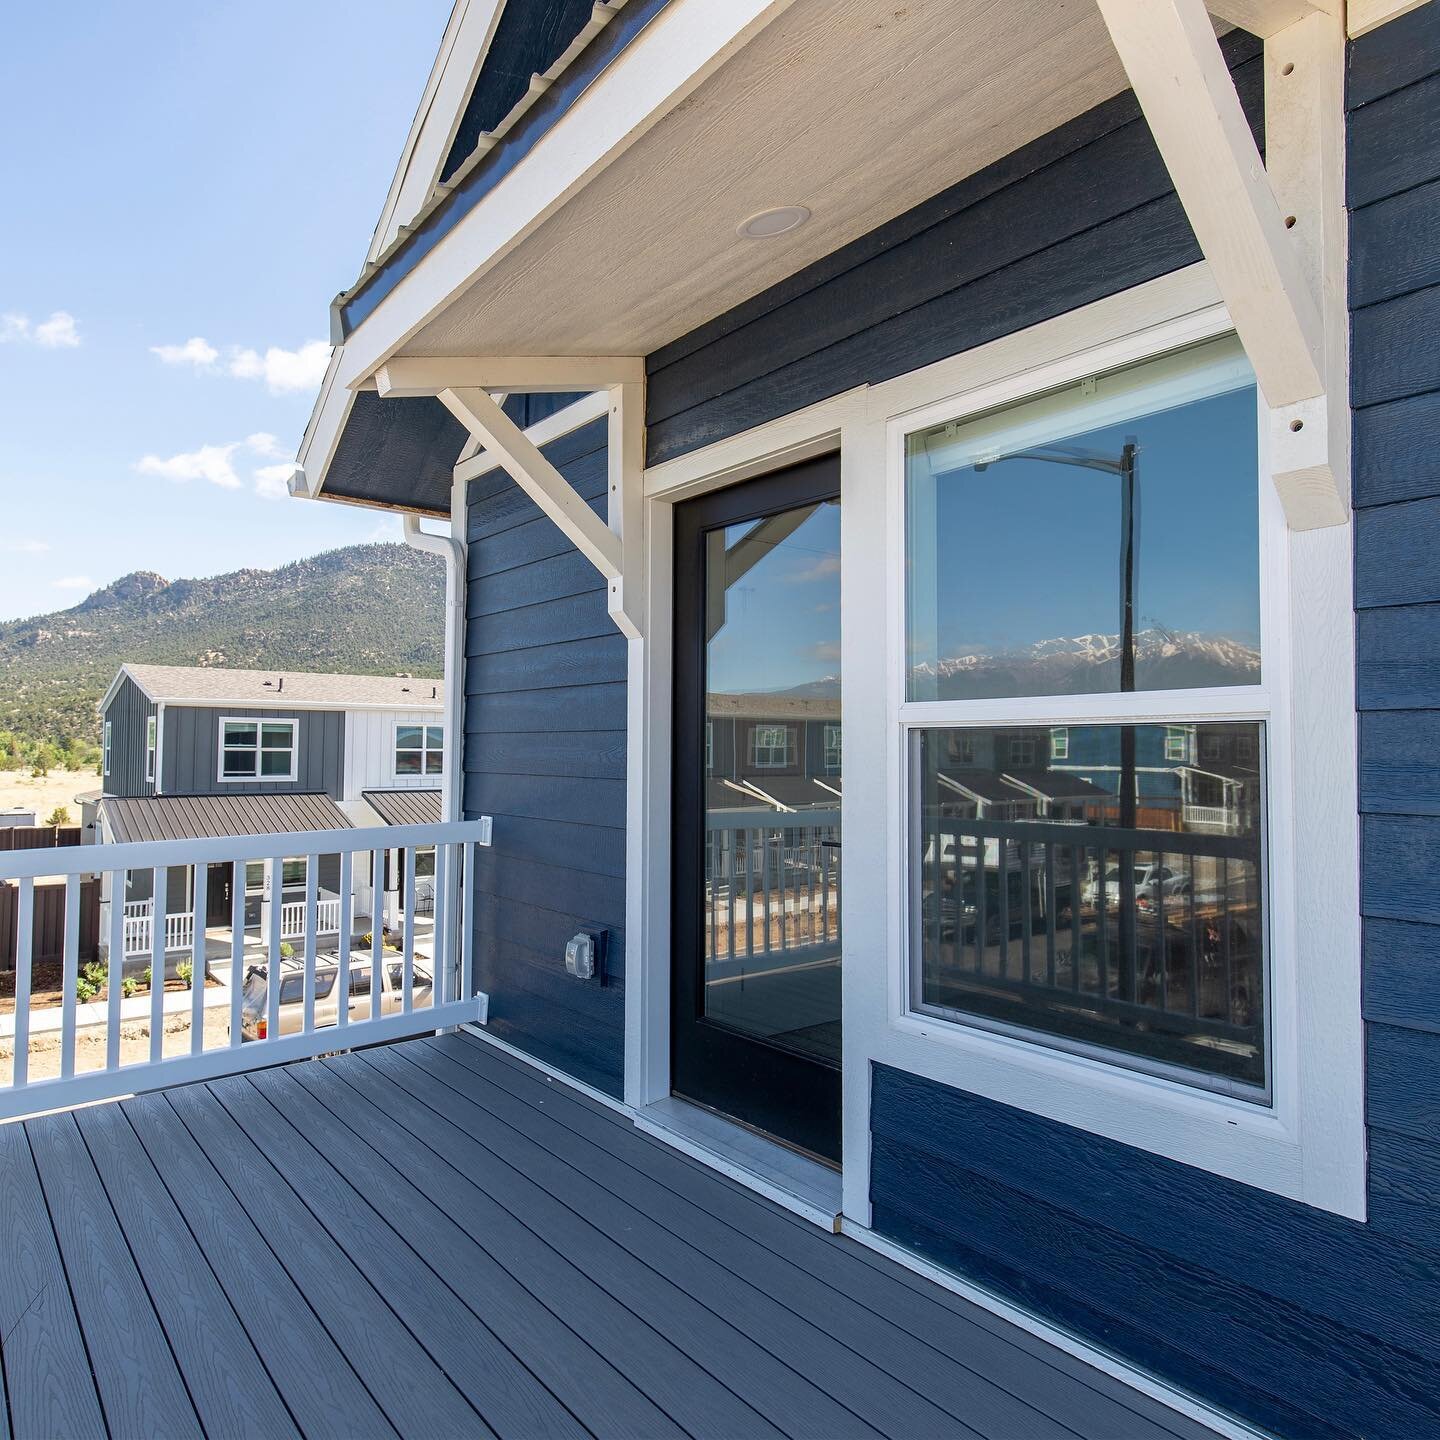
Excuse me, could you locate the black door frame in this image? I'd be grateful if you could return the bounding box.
[670,453,843,1164]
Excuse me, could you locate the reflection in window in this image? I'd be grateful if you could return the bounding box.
[913,723,1266,1096]
[750,724,795,769]
[905,335,1260,702]
[396,724,444,776]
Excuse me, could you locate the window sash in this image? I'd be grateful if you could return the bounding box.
[222,720,295,780]
[395,723,443,775]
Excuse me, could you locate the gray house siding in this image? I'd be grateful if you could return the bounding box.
[101,674,156,798]
[159,707,345,799]
[464,417,626,1096]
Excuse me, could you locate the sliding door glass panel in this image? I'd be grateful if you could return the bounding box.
[701,499,841,1064]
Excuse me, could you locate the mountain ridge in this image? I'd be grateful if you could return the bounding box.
[0,543,444,752]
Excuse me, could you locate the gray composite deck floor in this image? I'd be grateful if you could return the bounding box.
[0,1030,1222,1440]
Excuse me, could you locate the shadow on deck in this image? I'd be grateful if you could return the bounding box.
[0,1031,1221,1439]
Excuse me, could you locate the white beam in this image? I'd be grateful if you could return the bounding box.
[438,385,623,580]
[375,355,645,397]
[1097,0,1346,527]
[1205,1,1338,37]
[606,381,646,641]
[453,390,611,484]
[1348,0,1429,37]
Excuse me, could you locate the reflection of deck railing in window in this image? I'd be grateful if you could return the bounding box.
[705,811,840,963]
[920,816,1263,1057]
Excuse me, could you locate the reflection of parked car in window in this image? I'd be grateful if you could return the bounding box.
[240,953,432,1040]
[1084,862,1188,908]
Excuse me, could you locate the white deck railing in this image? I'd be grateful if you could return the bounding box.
[0,820,488,1122]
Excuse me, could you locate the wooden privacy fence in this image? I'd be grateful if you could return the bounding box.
[0,877,100,969]
[0,826,84,852]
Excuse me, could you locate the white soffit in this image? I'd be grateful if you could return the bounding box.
[397,0,1146,360]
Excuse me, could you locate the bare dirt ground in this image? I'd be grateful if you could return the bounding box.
[1,1007,234,1086]
[0,768,99,825]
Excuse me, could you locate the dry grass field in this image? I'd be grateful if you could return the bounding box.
[0,767,99,825]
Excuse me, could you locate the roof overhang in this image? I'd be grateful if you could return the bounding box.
[297,0,1349,527]
[99,793,353,845]
[360,788,444,826]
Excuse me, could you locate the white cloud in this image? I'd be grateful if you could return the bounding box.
[228,339,330,395]
[134,442,243,489]
[254,463,298,500]
[0,538,49,554]
[151,336,218,368]
[1,310,81,348]
[52,575,94,591]
[245,431,287,459]
[133,433,297,496]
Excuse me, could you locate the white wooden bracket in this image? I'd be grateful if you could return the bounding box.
[1101,0,1350,528]
[376,357,647,638]
[1206,1,1339,37]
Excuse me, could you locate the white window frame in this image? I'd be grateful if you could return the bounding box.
[394,720,444,779]
[145,716,157,784]
[824,722,843,773]
[218,717,299,783]
[635,266,1363,1225]
[1164,725,1190,763]
[103,721,112,778]
[1049,726,1068,761]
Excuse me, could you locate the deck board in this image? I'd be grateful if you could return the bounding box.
[0,1032,1224,1440]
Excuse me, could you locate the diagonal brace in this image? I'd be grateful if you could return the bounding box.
[438,386,623,581]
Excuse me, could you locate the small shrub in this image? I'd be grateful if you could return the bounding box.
[176,960,194,988]
[139,965,152,991]
[121,975,139,999]
[44,805,71,827]
[76,960,106,1003]
[279,941,295,960]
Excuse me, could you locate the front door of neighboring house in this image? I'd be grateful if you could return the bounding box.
[206,862,234,926]
[671,456,843,1164]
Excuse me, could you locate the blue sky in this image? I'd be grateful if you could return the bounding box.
[0,1,451,622]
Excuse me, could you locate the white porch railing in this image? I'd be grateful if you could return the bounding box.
[0,820,488,1122]
[1182,804,1237,831]
[121,900,195,958]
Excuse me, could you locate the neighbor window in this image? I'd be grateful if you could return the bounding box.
[904,333,1268,1099]
[145,716,157,783]
[221,719,297,780]
[824,723,843,772]
[103,721,112,777]
[750,723,795,769]
[395,724,443,776]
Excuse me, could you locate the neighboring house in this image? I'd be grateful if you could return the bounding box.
[95,664,445,955]
[249,0,1440,1433]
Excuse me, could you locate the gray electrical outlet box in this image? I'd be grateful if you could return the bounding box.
[564,928,607,982]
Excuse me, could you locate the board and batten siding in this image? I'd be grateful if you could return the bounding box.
[101,674,157,798]
[159,707,345,799]
[854,13,1440,1440]
[342,708,445,797]
[464,417,626,1096]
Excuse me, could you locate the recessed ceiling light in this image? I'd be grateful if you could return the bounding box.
[736,205,811,239]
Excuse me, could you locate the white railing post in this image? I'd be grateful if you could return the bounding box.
[60,876,80,1080]
[229,863,245,1050]
[266,858,282,1043]
[371,849,385,1022]
[337,852,353,1032]
[106,872,125,1072]
[190,864,207,1056]
[302,855,318,1035]
[12,877,33,1088]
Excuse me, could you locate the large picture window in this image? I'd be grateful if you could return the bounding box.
[395,724,444,776]
[221,719,297,781]
[903,334,1269,1099]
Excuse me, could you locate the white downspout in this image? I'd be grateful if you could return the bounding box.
[402,511,465,824]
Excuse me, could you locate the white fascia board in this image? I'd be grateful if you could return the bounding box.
[368,0,508,265]
[376,355,644,396]
[295,343,351,497]
[334,0,798,393]
[98,665,141,714]
[154,698,443,714]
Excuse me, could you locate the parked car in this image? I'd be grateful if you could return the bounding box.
[1083,862,1188,909]
[240,951,433,1040]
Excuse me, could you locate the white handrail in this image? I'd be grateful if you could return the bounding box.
[0,819,491,1121]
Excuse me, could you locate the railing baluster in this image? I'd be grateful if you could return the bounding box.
[106,874,125,1072]
[150,870,167,1062]
[1221,857,1233,1022]
[1070,845,1083,994]
[432,844,449,1009]
[461,841,475,1004]
[191,865,207,1055]
[266,858,282,1044]
[229,863,245,1048]
[371,850,385,1021]
[402,847,417,1014]
[1044,843,1056,987]
[997,837,1010,980]
[337,852,353,1030]
[1096,844,1109,1001]
[60,875,80,1080]
[1156,849,1168,1012]
[302,856,318,1035]
[1020,842,1033,987]
[13,877,33,1088]
[974,834,986,975]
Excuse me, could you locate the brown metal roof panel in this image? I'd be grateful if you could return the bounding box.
[361,789,443,827]
[99,793,352,844]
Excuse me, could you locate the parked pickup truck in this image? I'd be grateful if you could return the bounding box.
[240,952,433,1040]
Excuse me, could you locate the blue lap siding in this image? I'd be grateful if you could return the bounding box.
[464,417,626,1096]
[863,10,1440,1439]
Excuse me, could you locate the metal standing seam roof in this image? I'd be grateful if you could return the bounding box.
[100,793,353,845]
[119,664,443,710]
[361,789,443,826]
